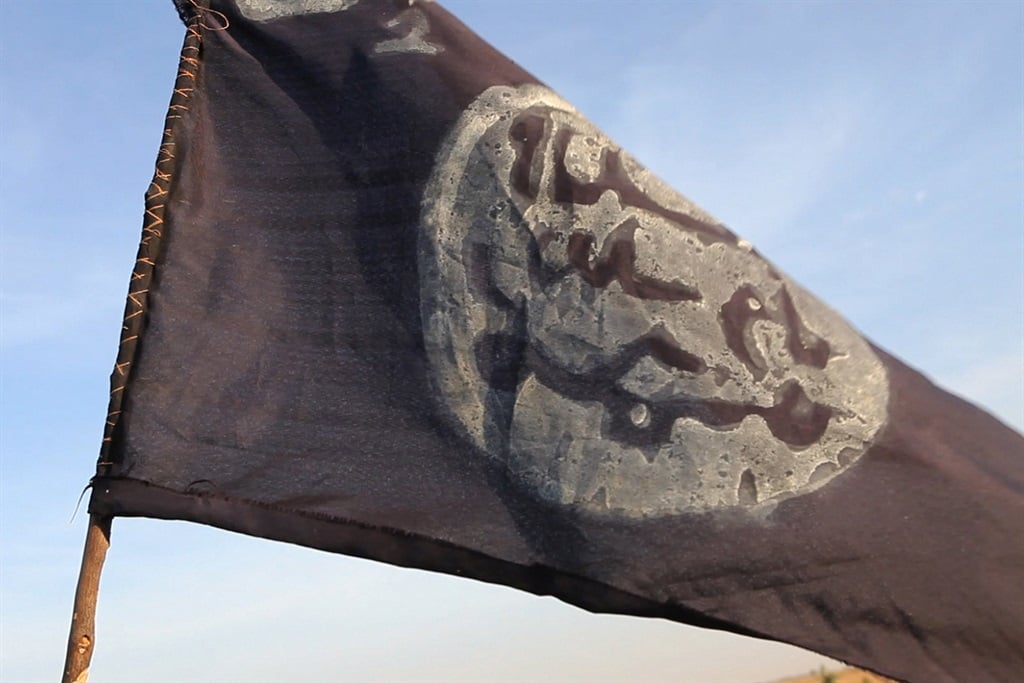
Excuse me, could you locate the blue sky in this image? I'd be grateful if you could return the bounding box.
[1,1,1021,681]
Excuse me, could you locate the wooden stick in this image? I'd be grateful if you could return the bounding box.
[61,514,112,683]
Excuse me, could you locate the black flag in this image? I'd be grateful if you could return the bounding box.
[90,2,1024,682]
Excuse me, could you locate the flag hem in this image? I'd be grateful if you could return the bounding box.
[97,13,205,476]
[88,475,767,637]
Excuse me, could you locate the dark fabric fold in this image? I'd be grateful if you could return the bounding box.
[92,3,1024,682]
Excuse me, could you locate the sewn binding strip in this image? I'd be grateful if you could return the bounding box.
[97,7,207,475]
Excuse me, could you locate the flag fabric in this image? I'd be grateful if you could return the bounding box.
[90,2,1024,682]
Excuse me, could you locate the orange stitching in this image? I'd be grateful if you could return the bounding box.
[189,0,230,31]
[99,10,203,474]
[127,291,149,308]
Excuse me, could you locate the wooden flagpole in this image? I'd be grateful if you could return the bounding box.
[58,6,215,683]
[58,5,219,683]
[61,514,112,683]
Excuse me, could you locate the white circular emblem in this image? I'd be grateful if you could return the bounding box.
[420,85,888,518]
[235,0,360,22]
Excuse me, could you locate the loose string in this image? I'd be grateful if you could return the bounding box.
[69,480,93,523]
[189,0,230,31]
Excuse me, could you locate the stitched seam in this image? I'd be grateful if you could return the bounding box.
[97,15,206,474]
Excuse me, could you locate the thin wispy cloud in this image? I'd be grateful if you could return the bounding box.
[2,3,1020,683]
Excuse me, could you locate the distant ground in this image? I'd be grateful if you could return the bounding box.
[770,667,900,683]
